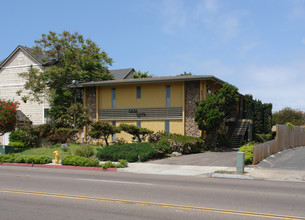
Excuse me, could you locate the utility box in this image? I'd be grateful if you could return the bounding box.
[236,152,245,173]
[0,145,14,154]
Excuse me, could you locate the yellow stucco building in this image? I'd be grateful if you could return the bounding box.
[78,75,234,142]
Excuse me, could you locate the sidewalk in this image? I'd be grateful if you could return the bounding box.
[119,162,305,182]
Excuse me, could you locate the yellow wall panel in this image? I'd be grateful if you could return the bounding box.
[98,82,183,109]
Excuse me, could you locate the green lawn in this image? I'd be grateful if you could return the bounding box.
[15,143,101,159]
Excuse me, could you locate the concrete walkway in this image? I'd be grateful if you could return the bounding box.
[120,150,241,177]
[120,147,305,182]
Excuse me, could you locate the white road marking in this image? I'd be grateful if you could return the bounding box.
[78,179,154,186]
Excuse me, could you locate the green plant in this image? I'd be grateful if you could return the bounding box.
[273,107,305,126]
[157,135,205,154]
[55,128,79,143]
[97,143,169,162]
[18,31,113,123]
[0,154,16,163]
[61,155,99,167]
[74,145,94,158]
[0,154,52,164]
[118,159,128,168]
[216,134,233,148]
[285,122,295,132]
[101,159,128,169]
[119,123,153,142]
[256,133,274,143]
[9,141,26,148]
[88,122,121,145]
[238,142,257,164]
[115,138,127,145]
[195,83,239,148]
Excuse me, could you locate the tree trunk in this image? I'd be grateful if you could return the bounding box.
[212,130,218,150]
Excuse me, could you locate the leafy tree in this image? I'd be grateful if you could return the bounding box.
[195,83,239,148]
[244,94,273,140]
[178,72,192,76]
[55,128,79,143]
[133,70,152,78]
[0,99,19,136]
[272,107,305,126]
[18,31,114,122]
[55,103,91,129]
[88,122,121,145]
[119,123,153,142]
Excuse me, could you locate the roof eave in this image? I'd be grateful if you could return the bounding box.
[75,75,226,88]
[0,45,43,69]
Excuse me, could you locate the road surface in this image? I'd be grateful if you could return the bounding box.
[0,166,305,220]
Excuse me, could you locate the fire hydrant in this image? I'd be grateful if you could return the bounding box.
[53,151,60,164]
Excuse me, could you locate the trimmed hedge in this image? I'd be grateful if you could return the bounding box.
[97,143,170,162]
[157,135,205,154]
[0,154,52,164]
[61,155,99,167]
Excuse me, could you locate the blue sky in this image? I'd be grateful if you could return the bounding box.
[1,0,305,111]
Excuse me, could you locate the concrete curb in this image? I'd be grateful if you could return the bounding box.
[210,173,255,180]
[0,162,117,172]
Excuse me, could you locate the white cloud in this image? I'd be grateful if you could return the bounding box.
[163,53,305,112]
[238,60,305,111]
[161,0,188,34]
[159,0,243,41]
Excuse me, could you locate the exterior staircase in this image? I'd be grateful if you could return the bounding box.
[230,119,251,148]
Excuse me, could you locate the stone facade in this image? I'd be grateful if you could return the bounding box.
[185,81,201,137]
[85,87,97,122]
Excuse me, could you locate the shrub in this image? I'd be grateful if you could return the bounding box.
[88,122,121,145]
[55,128,79,143]
[157,135,205,154]
[0,154,52,164]
[97,143,170,162]
[256,133,274,143]
[61,143,70,152]
[9,141,26,148]
[148,132,176,143]
[0,154,16,163]
[119,124,153,142]
[9,129,28,143]
[24,155,52,164]
[47,134,62,145]
[217,134,233,148]
[61,155,99,167]
[238,142,257,164]
[101,159,128,169]
[74,145,94,158]
[115,138,127,145]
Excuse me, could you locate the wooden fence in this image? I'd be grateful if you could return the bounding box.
[252,125,305,164]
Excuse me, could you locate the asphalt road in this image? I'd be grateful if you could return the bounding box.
[257,146,305,170]
[1,166,305,220]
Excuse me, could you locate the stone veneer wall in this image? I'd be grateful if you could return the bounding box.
[86,87,97,122]
[185,81,201,137]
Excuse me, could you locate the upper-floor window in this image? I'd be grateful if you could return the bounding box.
[111,88,116,108]
[136,86,141,99]
[165,85,171,107]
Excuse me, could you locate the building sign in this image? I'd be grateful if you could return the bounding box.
[99,107,182,121]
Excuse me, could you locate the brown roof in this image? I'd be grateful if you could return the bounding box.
[75,75,225,87]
